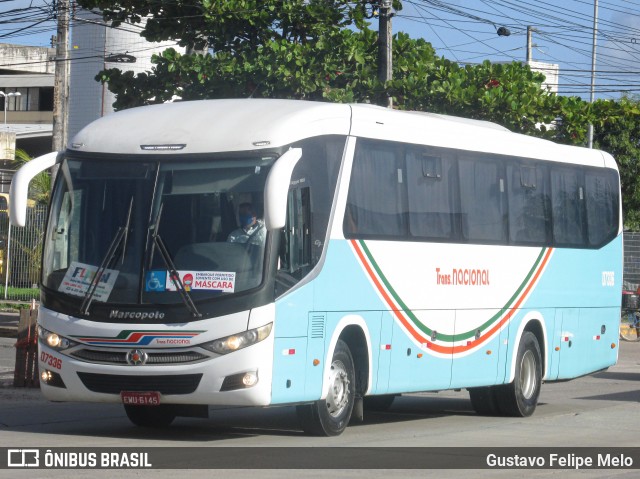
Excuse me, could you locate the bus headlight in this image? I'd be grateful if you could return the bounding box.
[202,323,272,355]
[38,326,77,351]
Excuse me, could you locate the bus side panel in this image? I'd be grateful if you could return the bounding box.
[349,240,552,392]
[272,241,389,403]
[274,283,314,338]
[313,241,390,395]
[316,241,455,393]
[376,310,392,393]
[515,238,621,381]
[495,309,514,383]
[271,336,308,403]
[525,308,560,381]
[554,307,619,380]
[304,312,327,398]
[449,308,507,389]
[387,309,453,393]
[577,307,619,373]
[324,311,385,394]
[283,232,621,402]
[272,284,315,404]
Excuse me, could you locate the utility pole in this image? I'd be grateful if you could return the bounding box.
[526,26,537,63]
[52,0,70,152]
[378,0,393,108]
[588,0,598,149]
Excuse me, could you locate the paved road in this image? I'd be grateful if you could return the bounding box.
[0,312,18,338]
[0,336,638,478]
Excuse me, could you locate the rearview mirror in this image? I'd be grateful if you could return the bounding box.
[10,151,60,227]
[263,148,302,230]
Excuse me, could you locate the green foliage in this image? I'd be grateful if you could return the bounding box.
[591,96,640,230]
[0,288,39,303]
[393,58,561,138]
[78,0,379,51]
[80,0,640,229]
[0,301,34,311]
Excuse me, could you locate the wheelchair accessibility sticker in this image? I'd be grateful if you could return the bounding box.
[145,271,167,292]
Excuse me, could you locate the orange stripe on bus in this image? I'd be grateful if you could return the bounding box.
[351,240,553,355]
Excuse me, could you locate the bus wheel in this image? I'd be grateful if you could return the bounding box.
[496,331,542,417]
[124,404,176,427]
[297,339,355,436]
[468,386,500,415]
[364,394,396,411]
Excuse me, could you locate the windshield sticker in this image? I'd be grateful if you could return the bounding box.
[165,271,236,293]
[145,271,167,292]
[59,262,119,301]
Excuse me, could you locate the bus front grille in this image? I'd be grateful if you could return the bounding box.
[77,372,202,395]
[70,348,209,365]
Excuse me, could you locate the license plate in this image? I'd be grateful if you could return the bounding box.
[120,391,161,406]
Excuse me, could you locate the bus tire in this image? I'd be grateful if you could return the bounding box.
[468,386,500,415]
[496,331,542,417]
[363,394,396,411]
[296,339,355,436]
[124,404,176,428]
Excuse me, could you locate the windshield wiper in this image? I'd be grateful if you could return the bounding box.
[80,197,134,315]
[149,204,202,319]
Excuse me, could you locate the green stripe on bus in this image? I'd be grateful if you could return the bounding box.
[358,240,547,342]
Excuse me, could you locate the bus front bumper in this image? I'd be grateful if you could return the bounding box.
[37,333,275,407]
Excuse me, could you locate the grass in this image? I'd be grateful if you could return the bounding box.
[0,288,39,310]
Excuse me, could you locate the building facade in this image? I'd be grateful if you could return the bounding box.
[68,10,180,142]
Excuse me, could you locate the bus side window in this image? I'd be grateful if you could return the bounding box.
[405,150,456,240]
[585,170,619,247]
[280,187,311,276]
[507,163,549,245]
[458,157,507,243]
[551,167,586,246]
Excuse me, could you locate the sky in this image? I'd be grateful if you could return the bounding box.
[2,0,639,100]
[393,0,640,100]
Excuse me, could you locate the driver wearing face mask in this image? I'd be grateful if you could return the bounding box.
[227,202,266,245]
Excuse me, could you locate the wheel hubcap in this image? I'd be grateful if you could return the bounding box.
[520,350,537,399]
[326,359,350,417]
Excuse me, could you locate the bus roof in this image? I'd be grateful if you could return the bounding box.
[70,99,352,156]
[69,99,616,170]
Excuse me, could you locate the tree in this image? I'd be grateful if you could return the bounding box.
[79,0,640,228]
[393,56,563,138]
[83,0,581,137]
[592,96,640,230]
[81,0,571,127]
[82,0,396,106]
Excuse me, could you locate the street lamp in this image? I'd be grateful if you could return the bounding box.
[0,91,22,126]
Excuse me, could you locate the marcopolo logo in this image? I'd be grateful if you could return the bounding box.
[109,310,165,320]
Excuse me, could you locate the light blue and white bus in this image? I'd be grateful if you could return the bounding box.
[11,99,622,436]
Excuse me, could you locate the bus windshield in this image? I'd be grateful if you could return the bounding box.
[42,154,276,309]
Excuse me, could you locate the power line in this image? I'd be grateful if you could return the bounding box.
[400,0,640,98]
[4,1,640,100]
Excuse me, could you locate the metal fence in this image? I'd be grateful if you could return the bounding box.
[623,231,640,292]
[0,206,47,302]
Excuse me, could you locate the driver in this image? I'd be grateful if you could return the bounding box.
[227,202,265,245]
